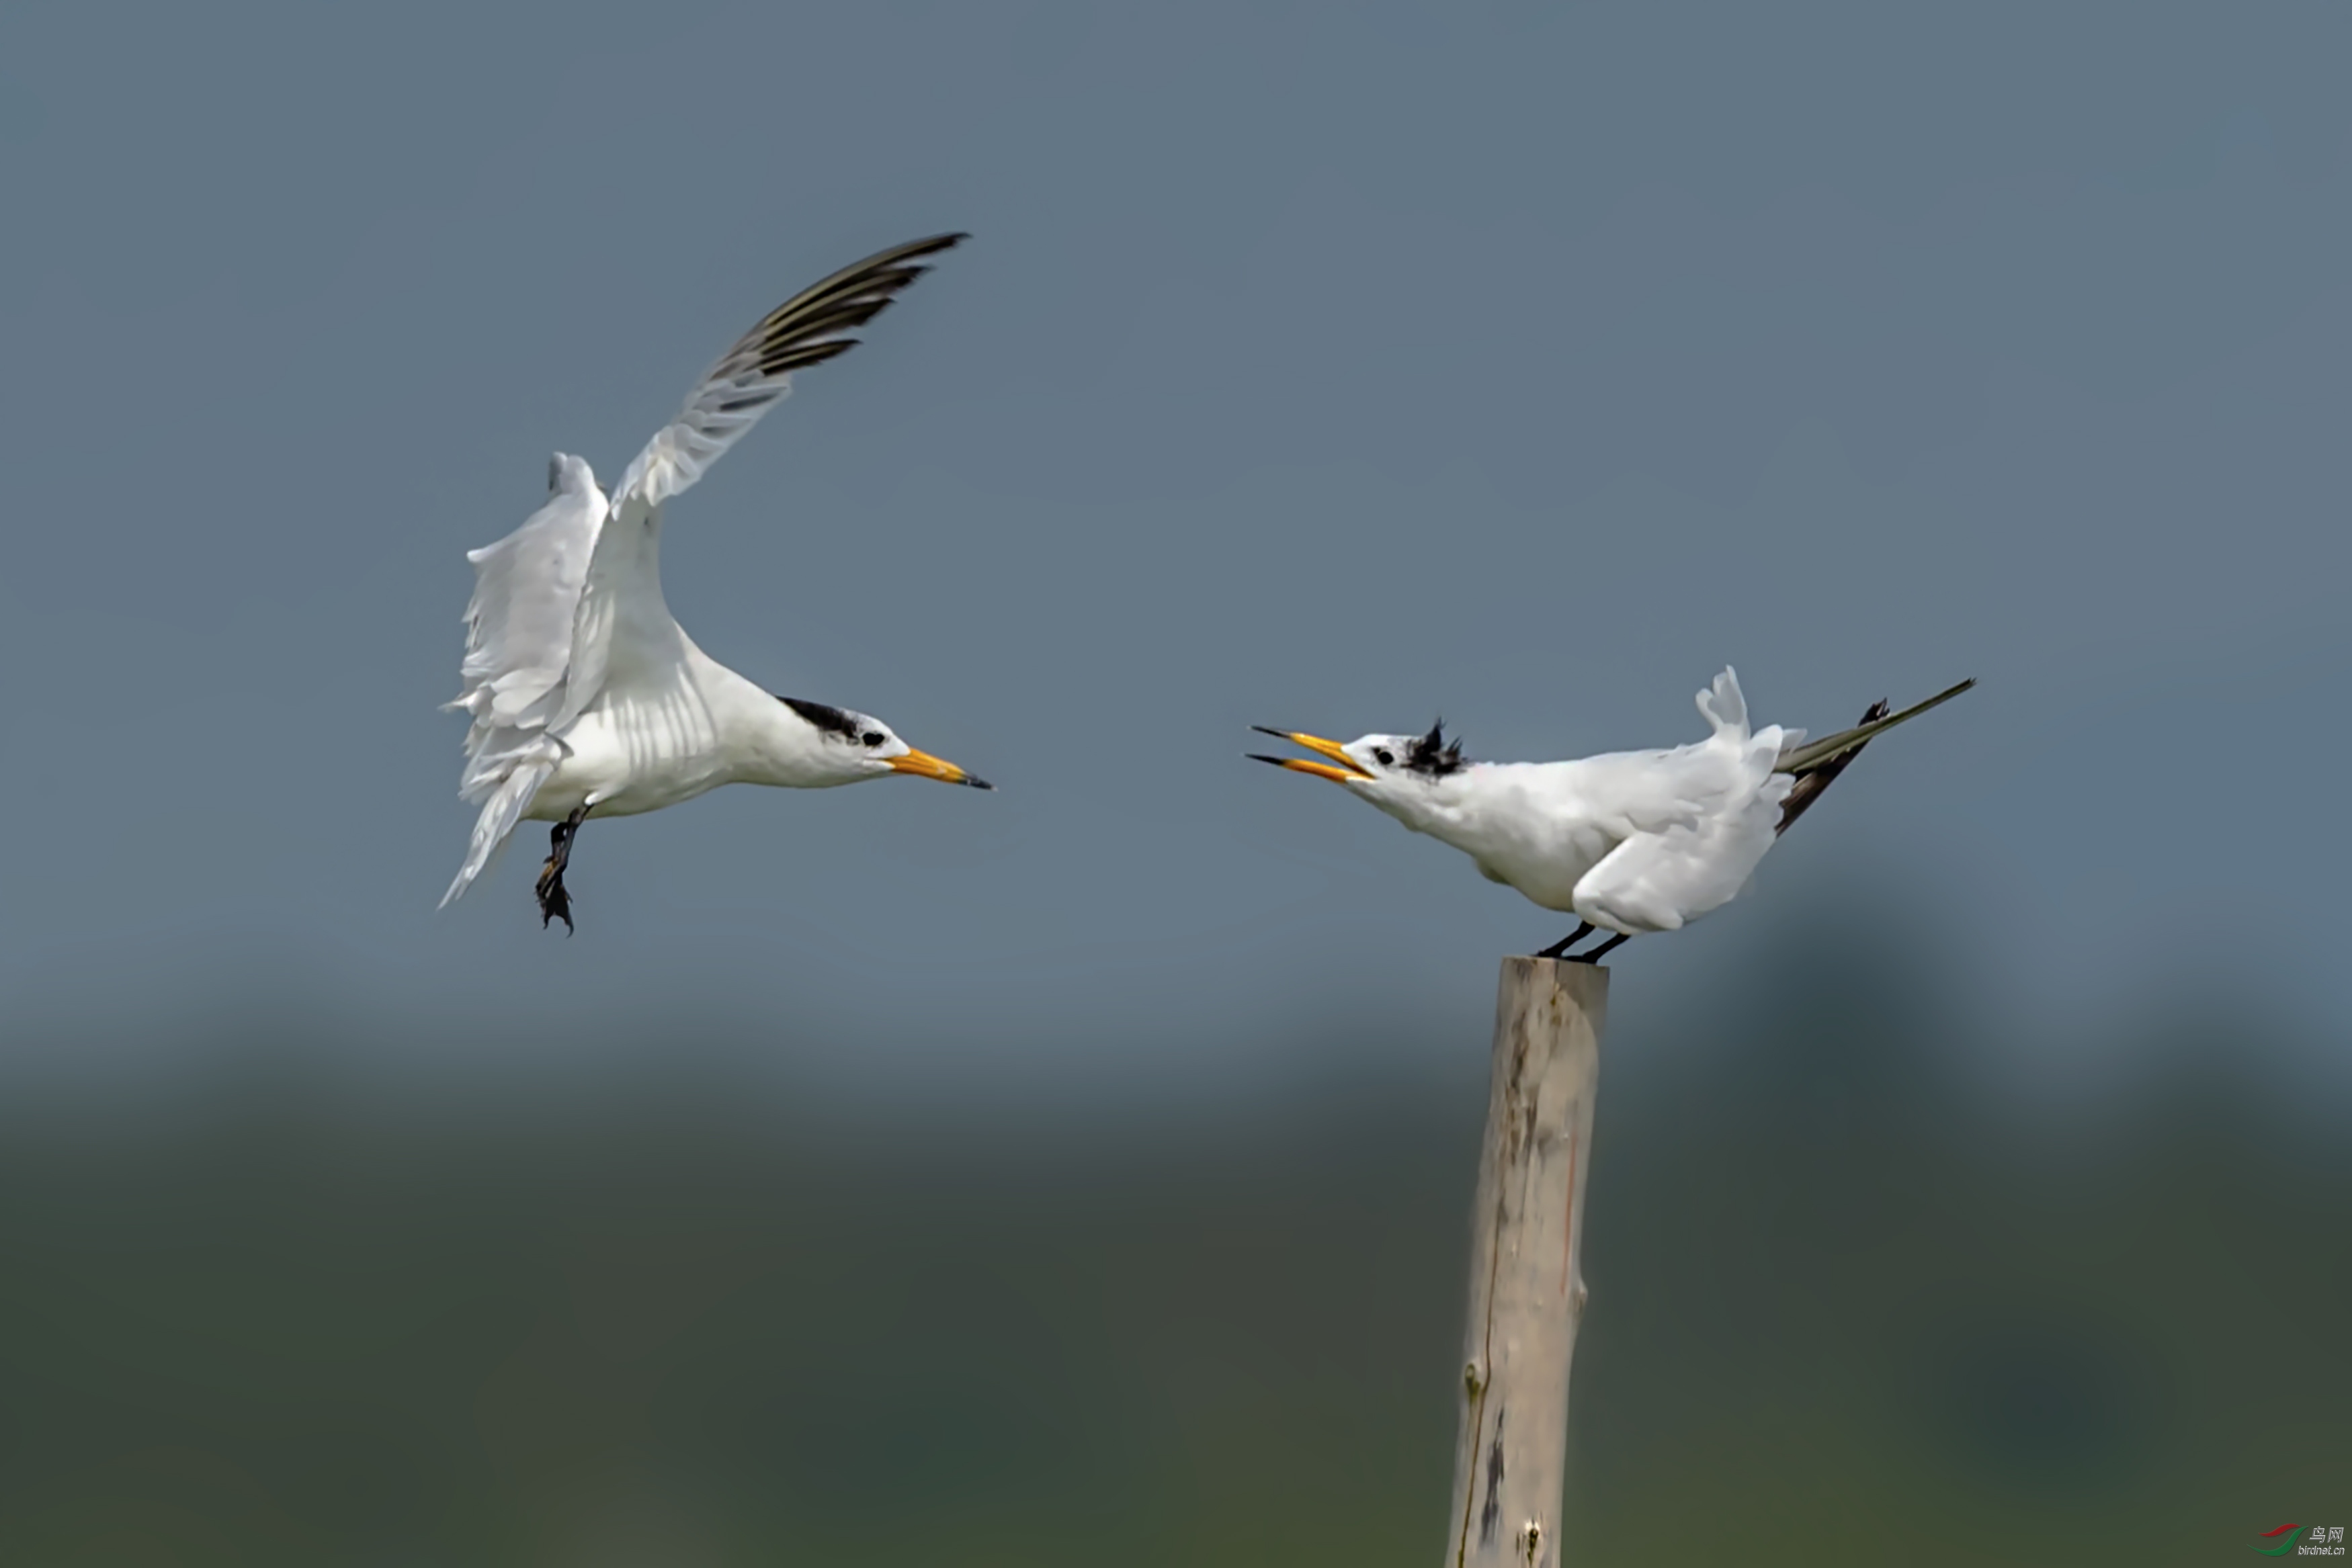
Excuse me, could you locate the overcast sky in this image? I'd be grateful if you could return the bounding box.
[1,1,2345,1100]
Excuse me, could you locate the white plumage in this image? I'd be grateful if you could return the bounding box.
[442,234,989,926]
[1251,668,1972,961]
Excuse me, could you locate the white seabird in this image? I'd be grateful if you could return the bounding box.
[1251,668,1972,962]
[443,232,989,929]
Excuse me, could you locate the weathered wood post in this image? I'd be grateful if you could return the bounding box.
[1443,956,1607,1568]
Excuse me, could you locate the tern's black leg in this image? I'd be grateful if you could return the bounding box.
[1536,922,1597,961]
[536,805,590,934]
[1565,931,1631,965]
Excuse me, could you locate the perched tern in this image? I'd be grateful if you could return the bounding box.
[442,232,989,929]
[1251,668,1972,963]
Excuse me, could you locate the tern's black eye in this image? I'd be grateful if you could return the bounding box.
[1374,748,1394,767]
[862,732,886,748]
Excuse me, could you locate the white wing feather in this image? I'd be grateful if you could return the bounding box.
[608,230,966,513]
[559,230,970,735]
[1570,727,1795,933]
[439,460,605,906]
[450,458,604,741]
[1542,669,1759,838]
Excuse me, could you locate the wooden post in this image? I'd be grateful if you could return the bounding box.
[1443,957,1607,1568]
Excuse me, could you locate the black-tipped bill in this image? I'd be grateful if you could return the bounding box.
[888,747,992,789]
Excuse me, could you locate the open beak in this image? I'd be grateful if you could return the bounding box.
[1247,727,1373,785]
[888,747,994,789]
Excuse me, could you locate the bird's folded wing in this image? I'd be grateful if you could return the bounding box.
[1775,678,1976,775]
[1555,744,1747,837]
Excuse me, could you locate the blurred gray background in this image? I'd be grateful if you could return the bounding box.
[0,2,2345,1563]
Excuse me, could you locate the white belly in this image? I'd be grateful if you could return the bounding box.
[525,685,732,820]
[1471,824,1620,913]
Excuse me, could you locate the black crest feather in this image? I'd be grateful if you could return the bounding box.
[1405,720,1466,777]
[777,695,861,739]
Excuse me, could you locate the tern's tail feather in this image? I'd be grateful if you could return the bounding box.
[1696,666,1750,738]
[440,760,554,908]
[1772,677,1975,835]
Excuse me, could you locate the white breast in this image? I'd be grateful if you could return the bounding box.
[527,658,730,820]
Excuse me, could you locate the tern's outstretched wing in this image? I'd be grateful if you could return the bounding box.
[607,232,967,513]
[556,231,968,732]
[451,458,605,740]
[441,458,607,906]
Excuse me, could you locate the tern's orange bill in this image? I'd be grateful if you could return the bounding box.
[888,747,994,789]
[1247,728,1372,785]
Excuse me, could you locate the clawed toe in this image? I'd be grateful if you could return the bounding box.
[535,861,574,933]
[534,807,587,934]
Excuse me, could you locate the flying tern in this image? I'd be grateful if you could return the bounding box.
[1251,668,1972,963]
[442,232,989,929]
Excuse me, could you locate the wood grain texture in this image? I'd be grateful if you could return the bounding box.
[1444,957,1607,1568]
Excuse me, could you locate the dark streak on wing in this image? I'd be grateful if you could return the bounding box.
[777,695,861,739]
[1775,699,1888,835]
[1771,676,1974,835]
[1775,677,1976,777]
[723,232,969,382]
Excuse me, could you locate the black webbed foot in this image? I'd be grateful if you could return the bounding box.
[535,808,589,934]
[534,864,573,933]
